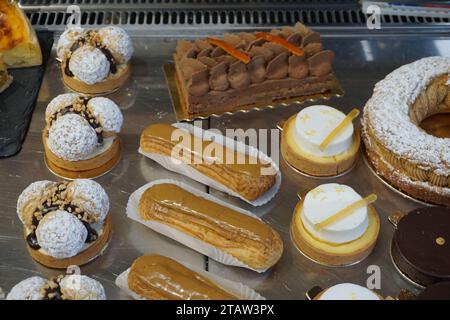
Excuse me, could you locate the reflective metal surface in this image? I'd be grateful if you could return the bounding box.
[0,31,449,299]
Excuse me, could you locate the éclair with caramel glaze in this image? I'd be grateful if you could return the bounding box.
[139,183,283,270]
[140,123,277,201]
[128,255,238,300]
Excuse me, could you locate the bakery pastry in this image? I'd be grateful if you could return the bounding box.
[391,207,450,287]
[17,179,112,269]
[43,93,123,179]
[173,22,336,116]
[416,282,450,300]
[6,274,105,300]
[137,183,283,270]
[57,26,133,94]
[362,56,450,206]
[313,283,381,300]
[140,123,277,202]
[0,57,12,93]
[281,105,360,176]
[117,255,239,300]
[291,183,380,266]
[0,0,42,68]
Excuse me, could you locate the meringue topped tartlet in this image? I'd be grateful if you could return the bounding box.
[313,283,381,300]
[291,183,380,266]
[17,179,112,269]
[43,93,123,179]
[7,274,106,300]
[57,26,133,94]
[281,105,360,177]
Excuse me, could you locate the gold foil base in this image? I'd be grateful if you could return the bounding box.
[163,64,344,122]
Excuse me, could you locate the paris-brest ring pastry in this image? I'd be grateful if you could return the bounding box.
[291,183,380,266]
[17,179,112,269]
[43,93,123,179]
[362,56,450,206]
[56,26,133,94]
[7,274,106,300]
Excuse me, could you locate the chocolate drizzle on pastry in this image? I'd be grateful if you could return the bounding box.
[48,97,104,144]
[64,29,118,78]
[42,276,64,300]
[25,182,98,251]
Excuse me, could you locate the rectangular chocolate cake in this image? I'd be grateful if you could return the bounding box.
[173,22,336,116]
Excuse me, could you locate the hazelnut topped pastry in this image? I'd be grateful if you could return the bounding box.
[17,179,112,269]
[7,274,106,300]
[281,105,360,177]
[43,93,123,179]
[291,183,380,266]
[57,26,133,94]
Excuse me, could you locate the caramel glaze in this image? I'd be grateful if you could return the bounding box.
[141,123,274,177]
[128,255,238,300]
[140,183,274,242]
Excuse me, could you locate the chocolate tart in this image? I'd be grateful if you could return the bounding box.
[390,207,450,287]
[416,282,450,300]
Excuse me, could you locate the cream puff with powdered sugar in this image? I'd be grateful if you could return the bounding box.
[43,93,123,179]
[7,274,106,300]
[17,179,112,269]
[57,26,133,94]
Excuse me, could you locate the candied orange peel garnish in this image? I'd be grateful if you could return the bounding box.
[255,32,305,57]
[319,108,360,151]
[315,193,377,229]
[206,37,250,64]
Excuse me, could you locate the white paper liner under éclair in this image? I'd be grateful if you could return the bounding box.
[127,179,271,273]
[115,263,265,300]
[138,122,281,207]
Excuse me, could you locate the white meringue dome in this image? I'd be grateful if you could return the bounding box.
[56,27,84,61]
[6,276,47,300]
[68,179,109,222]
[47,113,98,161]
[69,46,110,85]
[36,210,87,259]
[88,97,123,133]
[60,275,106,300]
[17,180,54,224]
[98,26,133,64]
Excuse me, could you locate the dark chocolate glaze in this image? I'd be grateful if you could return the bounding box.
[43,285,63,300]
[64,30,117,77]
[391,207,450,287]
[26,182,98,250]
[417,282,450,300]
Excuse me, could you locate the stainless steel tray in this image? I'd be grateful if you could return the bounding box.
[0,31,448,300]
